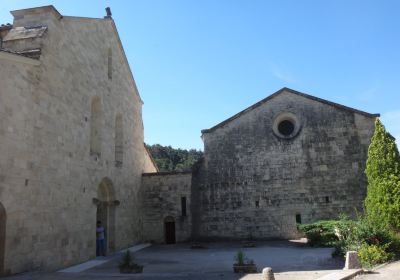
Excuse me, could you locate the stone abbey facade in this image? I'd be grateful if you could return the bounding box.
[0,5,379,276]
[142,88,379,243]
[0,5,157,275]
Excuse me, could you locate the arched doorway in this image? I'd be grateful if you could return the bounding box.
[0,202,6,276]
[164,216,176,244]
[96,178,117,254]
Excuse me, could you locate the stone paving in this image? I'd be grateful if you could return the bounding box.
[353,261,400,280]
[4,241,344,280]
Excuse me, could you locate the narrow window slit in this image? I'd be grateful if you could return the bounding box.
[181,196,187,217]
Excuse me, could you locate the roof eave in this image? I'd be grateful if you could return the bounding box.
[201,87,380,134]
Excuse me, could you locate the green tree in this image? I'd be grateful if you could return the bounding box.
[365,119,400,231]
[146,144,203,172]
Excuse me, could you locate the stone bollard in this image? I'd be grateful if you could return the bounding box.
[344,251,361,269]
[262,267,275,280]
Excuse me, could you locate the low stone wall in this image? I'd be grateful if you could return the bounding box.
[141,172,192,243]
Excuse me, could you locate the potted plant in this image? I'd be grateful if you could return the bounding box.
[233,250,257,273]
[118,250,143,273]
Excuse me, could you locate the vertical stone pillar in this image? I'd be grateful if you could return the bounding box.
[344,251,361,269]
[262,267,275,280]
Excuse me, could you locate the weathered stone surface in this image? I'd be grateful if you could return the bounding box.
[140,89,377,244]
[262,267,275,280]
[192,89,377,240]
[141,172,192,243]
[0,5,156,275]
[344,251,361,269]
[0,4,379,277]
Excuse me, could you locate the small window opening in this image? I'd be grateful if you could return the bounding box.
[90,96,102,156]
[108,48,112,80]
[181,196,187,217]
[115,114,123,167]
[255,200,259,208]
[278,120,295,136]
[295,213,302,224]
[325,196,330,203]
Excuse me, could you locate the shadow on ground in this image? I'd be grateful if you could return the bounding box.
[4,241,344,280]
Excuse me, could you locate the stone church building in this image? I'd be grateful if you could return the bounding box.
[0,5,379,276]
[141,88,379,243]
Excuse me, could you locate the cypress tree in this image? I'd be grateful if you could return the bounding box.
[365,119,400,230]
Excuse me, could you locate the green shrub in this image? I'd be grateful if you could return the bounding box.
[386,231,400,259]
[358,243,393,268]
[298,220,341,247]
[235,250,245,265]
[119,250,135,269]
[333,216,394,258]
[300,215,400,264]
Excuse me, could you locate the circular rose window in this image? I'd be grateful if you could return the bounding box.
[272,112,301,139]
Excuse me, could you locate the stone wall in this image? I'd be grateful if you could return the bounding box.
[0,6,155,275]
[192,89,377,240]
[141,172,192,243]
[143,146,158,173]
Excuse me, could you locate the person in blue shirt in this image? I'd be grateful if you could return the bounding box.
[96,221,106,256]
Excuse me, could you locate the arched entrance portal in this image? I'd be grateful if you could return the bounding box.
[164,216,176,244]
[95,178,117,254]
[0,202,6,276]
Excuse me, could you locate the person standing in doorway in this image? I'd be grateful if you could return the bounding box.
[96,221,106,256]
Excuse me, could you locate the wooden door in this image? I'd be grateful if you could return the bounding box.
[165,221,176,244]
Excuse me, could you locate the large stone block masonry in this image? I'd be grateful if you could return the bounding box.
[0,5,156,275]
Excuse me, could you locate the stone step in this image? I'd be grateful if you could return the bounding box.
[316,269,363,280]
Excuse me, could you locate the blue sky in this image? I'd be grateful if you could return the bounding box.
[1,1,399,150]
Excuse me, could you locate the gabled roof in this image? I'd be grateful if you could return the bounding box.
[61,16,144,104]
[201,87,380,134]
[5,5,144,104]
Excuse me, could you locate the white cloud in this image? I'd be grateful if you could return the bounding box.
[269,63,296,84]
[381,111,400,147]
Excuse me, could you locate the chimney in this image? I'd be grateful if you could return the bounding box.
[104,7,112,19]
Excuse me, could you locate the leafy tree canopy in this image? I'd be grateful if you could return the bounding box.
[146,144,203,172]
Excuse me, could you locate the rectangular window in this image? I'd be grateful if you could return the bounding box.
[181,196,187,217]
[325,196,330,203]
[296,214,302,224]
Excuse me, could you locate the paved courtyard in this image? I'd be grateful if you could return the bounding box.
[353,261,400,280]
[5,241,344,280]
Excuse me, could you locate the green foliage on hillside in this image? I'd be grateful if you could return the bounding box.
[365,119,400,231]
[146,144,203,172]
